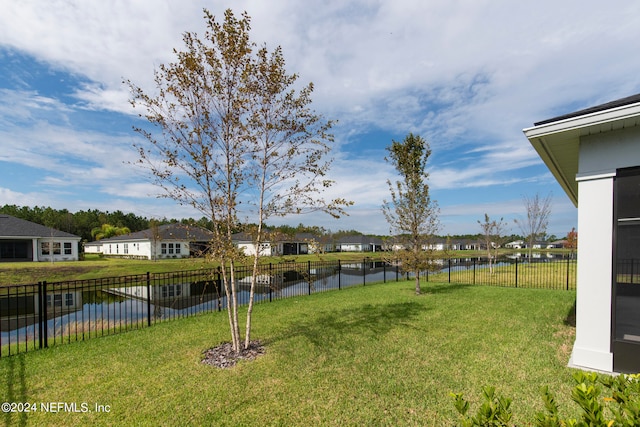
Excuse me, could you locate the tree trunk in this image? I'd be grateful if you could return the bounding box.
[415,271,421,295]
[244,243,260,350]
[220,263,240,352]
[229,259,240,353]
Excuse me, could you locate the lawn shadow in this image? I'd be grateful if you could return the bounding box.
[271,301,425,351]
[421,282,473,295]
[564,299,576,327]
[2,353,28,427]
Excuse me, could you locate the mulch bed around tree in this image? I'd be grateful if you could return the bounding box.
[201,340,265,369]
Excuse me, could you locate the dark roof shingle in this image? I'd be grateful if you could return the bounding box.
[0,214,80,239]
[534,93,640,126]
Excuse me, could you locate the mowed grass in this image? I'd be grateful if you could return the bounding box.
[0,280,579,426]
[429,260,576,290]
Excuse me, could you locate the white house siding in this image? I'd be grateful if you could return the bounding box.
[570,126,640,372]
[156,240,191,259]
[572,175,614,371]
[238,242,272,257]
[37,238,80,262]
[102,240,192,259]
[339,244,364,252]
[84,243,102,254]
[103,241,152,259]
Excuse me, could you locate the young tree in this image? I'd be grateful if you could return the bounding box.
[241,44,350,348]
[566,227,577,258]
[478,214,508,273]
[127,9,347,354]
[382,133,440,295]
[514,193,552,259]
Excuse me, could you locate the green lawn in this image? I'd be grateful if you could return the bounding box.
[0,280,579,426]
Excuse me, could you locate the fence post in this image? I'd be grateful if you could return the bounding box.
[308,261,312,295]
[448,258,451,283]
[396,262,399,282]
[146,272,152,327]
[566,256,570,291]
[42,281,48,349]
[38,282,44,349]
[383,262,386,283]
[338,259,342,290]
[515,257,518,288]
[473,258,476,286]
[363,258,366,286]
[269,263,273,302]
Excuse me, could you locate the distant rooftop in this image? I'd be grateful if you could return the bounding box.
[0,214,80,239]
[534,93,640,126]
[97,223,213,242]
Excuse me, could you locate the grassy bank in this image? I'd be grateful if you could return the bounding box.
[0,253,376,286]
[0,280,579,425]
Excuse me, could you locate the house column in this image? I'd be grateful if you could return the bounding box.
[570,173,614,372]
[32,238,39,262]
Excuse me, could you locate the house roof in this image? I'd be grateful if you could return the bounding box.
[524,93,640,206]
[0,214,81,239]
[98,223,213,243]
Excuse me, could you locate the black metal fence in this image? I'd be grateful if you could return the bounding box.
[0,256,576,357]
[426,255,577,290]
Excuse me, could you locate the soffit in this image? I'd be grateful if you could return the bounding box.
[524,103,640,207]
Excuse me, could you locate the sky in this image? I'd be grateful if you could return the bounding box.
[1,1,640,238]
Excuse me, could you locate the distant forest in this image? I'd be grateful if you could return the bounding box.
[0,204,529,244]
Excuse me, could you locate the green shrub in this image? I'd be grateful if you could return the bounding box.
[452,372,640,427]
[451,386,513,426]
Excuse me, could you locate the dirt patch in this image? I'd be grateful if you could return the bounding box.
[0,265,100,285]
[201,340,265,369]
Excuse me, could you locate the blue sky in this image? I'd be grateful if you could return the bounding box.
[1,1,640,237]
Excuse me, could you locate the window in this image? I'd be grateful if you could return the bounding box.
[41,242,50,255]
[175,243,181,254]
[63,242,72,255]
[168,243,174,254]
[160,285,182,298]
[124,243,129,254]
[65,293,74,307]
[52,242,61,255]
[161,243,167,254]
[47,293,75,308]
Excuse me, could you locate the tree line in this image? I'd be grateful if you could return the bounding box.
[0,204,212,242]
[0,203,540,246]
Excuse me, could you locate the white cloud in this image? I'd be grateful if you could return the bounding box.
[6,0,639,233]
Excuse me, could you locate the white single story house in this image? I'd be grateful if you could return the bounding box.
[232,232,274,257]
[504,240,524,249]
[94,223,214,260]
[525,93,640,373]
[336,235,383,252]
[232,232,334,256]
[0,214,81,262]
